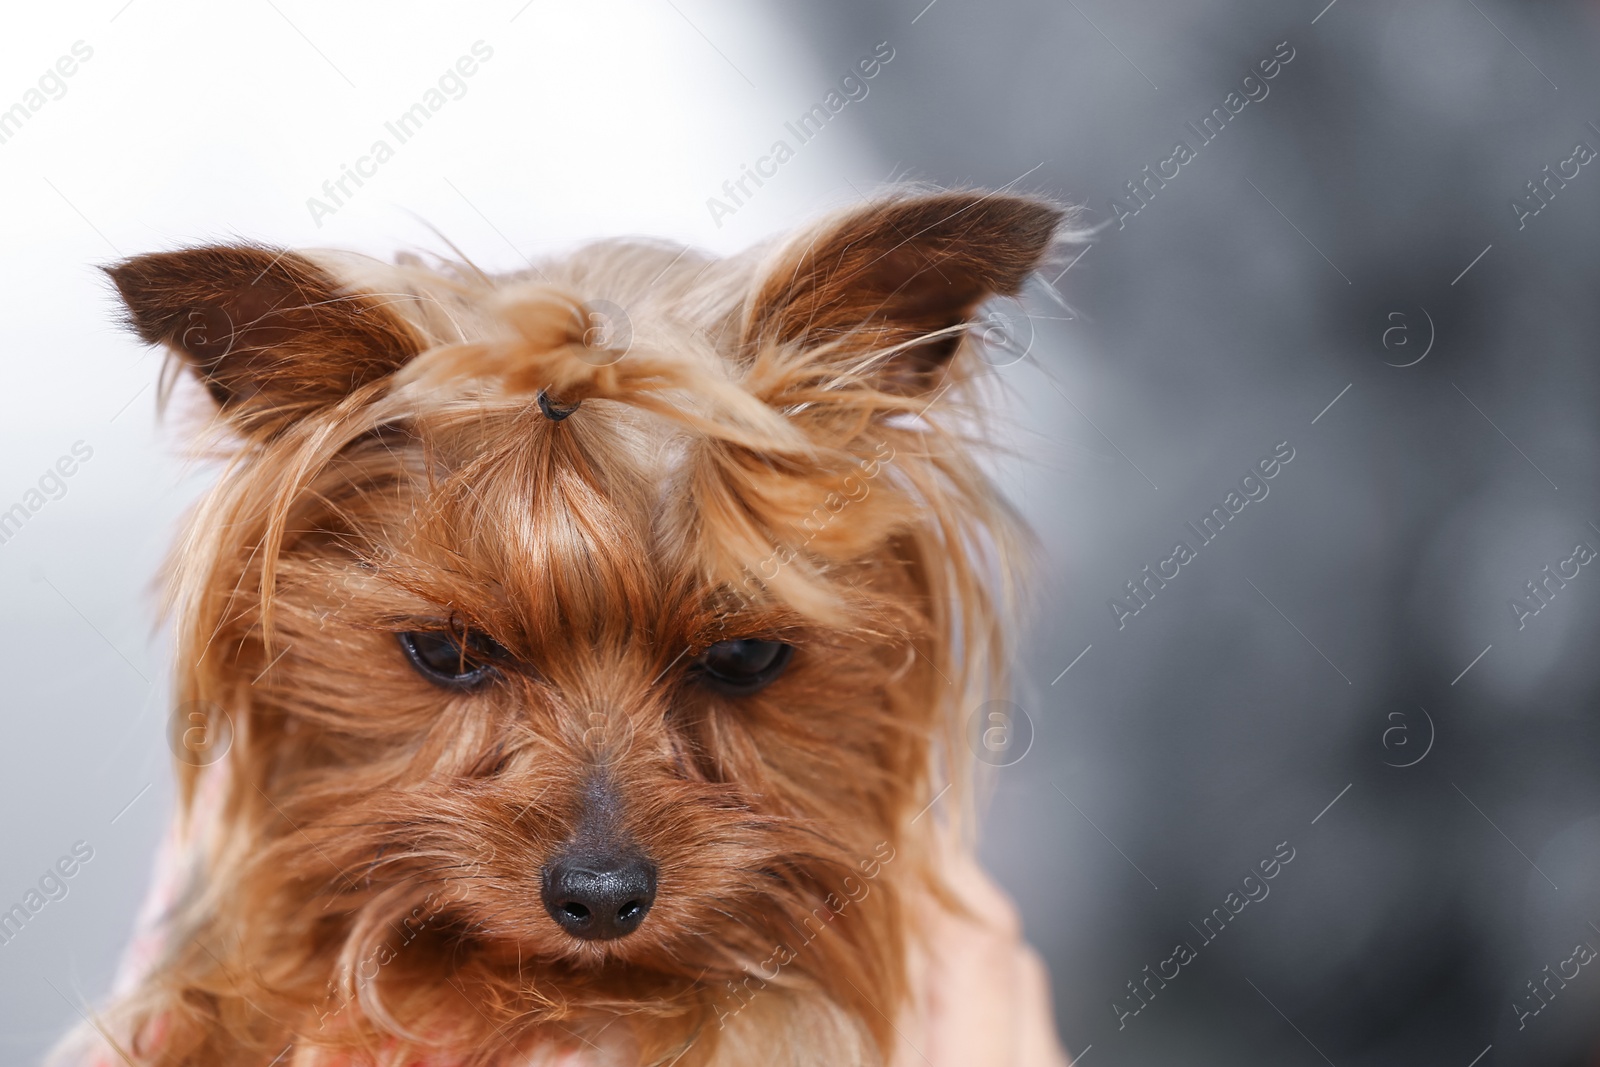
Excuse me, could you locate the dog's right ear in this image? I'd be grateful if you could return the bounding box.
[105,244,422,435]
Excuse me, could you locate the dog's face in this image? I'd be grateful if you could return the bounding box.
[105,191,1064,1063]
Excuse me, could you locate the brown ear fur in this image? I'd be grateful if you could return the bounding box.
[104,245,423,433]
[742,190,1065,389]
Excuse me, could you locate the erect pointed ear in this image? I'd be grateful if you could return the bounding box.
[104,244,423,434]
[740,189,1068,390]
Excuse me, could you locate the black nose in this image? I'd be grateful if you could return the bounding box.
[541,853,657,940]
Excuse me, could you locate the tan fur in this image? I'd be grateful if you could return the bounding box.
[66,189,1074,1067]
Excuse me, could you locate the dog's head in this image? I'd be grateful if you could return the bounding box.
[104,190,1066,1065]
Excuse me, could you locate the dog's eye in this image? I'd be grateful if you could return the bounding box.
[693,639,793,696]
[398,630,504,689]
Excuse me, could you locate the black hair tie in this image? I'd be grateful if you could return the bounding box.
[537,390,581,422]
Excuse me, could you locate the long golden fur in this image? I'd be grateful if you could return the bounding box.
[59,189,1073,1067]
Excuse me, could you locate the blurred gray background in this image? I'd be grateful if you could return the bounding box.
[4,1,1600,1064]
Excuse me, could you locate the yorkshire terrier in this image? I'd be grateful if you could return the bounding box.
[54,188,1072,1066]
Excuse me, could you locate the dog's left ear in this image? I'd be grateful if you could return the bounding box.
[741,189,1066,390]
[105,244,422,435]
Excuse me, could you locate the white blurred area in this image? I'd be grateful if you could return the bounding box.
[0,2,895,1056]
